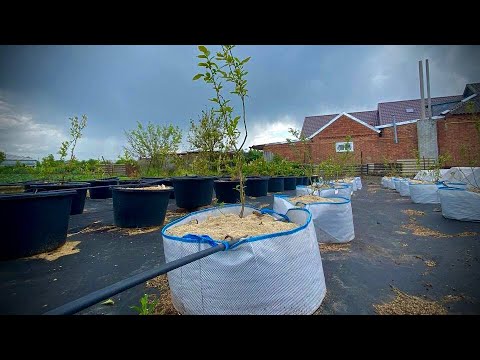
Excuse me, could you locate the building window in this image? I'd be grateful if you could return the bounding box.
[335,141,354,152]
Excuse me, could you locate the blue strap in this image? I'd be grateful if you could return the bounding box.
[181,233,233,251]
[260,208,291,222]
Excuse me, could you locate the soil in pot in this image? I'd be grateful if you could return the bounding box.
[283,176,297,190]
[0,184,25,194]
[141,178,175,199]
[112,185,172,228]
[246,177,270,197]
[268,177,285,192]
[171,176,214,209]
[288,195,344,204]
[214,179,240,203]
[28,182,89,215]
[88,178,119,199]
[0,190,75,260]
[166,212,298,240]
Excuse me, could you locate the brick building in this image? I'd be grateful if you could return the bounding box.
[252,83,480,167]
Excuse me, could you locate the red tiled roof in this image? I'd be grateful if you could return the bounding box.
[377,95,463,125]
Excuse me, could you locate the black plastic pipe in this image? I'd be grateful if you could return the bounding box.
[44,238,240,315]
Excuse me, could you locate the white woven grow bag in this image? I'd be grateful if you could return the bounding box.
[409,183,440,204]
[438,188,480,222]
[381,177,387,188]
[296,185,351,199]
[396,180,410,197]
[387,178,396,190]
[355,177,362,190]
[161,205,326,315]
[273,195,355,243]
[394,178,404,192]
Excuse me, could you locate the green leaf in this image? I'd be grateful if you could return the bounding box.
[192,74,204,80]
[197,54,207,59]
[241,56,251,64]
[198,45,208,54]
[198,62,208,67]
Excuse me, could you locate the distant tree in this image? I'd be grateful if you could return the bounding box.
[188,108,224,173]
[124,121,182,173]
[0,151,5,163]
[58,115,87,161]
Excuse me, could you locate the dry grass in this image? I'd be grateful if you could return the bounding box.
[25,241,81,261]
[289,195,343,204]
[442,295,463,303]
[166,212,298,240]
[373,286,447,315]
[402,223,478,238]
[145,275,179,315]
[424,260,436,267]
[68,221,162,237]
[319,243,351,253]
[402,209,426,217]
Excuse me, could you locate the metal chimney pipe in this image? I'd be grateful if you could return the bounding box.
[392,114,398,143]
[426,59,432,119]
[418,60,426,121]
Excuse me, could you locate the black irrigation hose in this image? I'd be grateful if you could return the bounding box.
[44,238,241,315]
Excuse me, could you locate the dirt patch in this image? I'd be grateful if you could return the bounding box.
[145,275,179,315]
[258,203,270,209]
[25,241,81,261]
[289,195,343,204]
[121,226,162,236]
[395,231,408,235]
[373,286,447,315]
[402,209,425,217]
[319,243,351,253]
[166,212,298,240]
[402,223,477,238]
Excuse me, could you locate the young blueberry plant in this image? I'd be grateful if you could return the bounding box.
[193,45,250,217]
[58,115,87,182]
[287,127,316,193]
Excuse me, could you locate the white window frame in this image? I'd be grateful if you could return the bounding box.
[335,141,354,153]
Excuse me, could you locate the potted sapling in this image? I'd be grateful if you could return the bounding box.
[161,45,326,315]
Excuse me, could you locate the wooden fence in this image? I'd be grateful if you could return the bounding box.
[98,164,128,176]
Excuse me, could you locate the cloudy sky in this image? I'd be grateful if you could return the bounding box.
[1,45,479,160]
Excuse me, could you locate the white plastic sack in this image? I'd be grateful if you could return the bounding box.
[162,205,326,315]
[273,195,355,243]
[414,169,449,182]
[381,177,388,188]
[438,187,480,222]
[409,183,440,204]
[296,185,351,199]
[355,176,362,190]
[394,178,405,192]
[441,167,480,188]
[396,180,410,197]
[387,178,396,190]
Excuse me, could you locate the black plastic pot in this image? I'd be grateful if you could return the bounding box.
[118,179,141,186]
[28,182,89,215]
[171,176,214,209]
[214,179,240,204]
[246,176,270,197]
[268,177,285,192]
[283,176,297,190]
[295,177,304,185]
[88,178,119,199]
[0,190,75,260]
[112,187,171,228]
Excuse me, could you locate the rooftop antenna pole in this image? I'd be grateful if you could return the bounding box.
[426,59,432,119]
[419,60,426,121]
